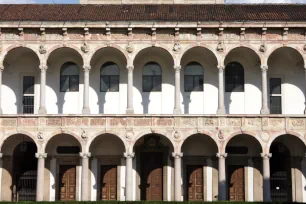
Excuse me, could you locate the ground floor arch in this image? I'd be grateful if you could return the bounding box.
[269,134,306,202]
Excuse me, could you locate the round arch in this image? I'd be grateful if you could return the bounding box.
[86,131,126,152]
[267,46,306,66]
[180,45,219,66]
[0,131,39,152]
[90,45,129,65]
[267,131,306,153]
[44,130,84,152]
[223,45,263,67]
[221,130,263,153]
[45,45,84,65]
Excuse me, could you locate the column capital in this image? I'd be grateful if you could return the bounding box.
[0,153,3,158]
[261,153,272,159]
[79,152,91,158]
[261,65,268,72]
[127,65,134,72]
[217,65,225,71]
[174,65,181,72]
[83,65,91,72]
[172,152,183,159]
[35,152,47,159]
[124,152,135,159]
[39,65,48,72]
[216,153,227,158]
[0,66,4,72]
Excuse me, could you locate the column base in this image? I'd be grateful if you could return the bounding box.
[0,108,3,114]
[260,108,270,114]
[173,108,182,114]
[38,107,47,114]
[82,107,91,114]
[126,108,134,114]
[217,108,226,115]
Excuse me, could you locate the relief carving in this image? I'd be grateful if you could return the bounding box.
[133,118,151,126]
[65,118,82,126]
[108,118,127,127]
[269,118,285,128]
[2,118,17,126]
[47,118,61,126]
[154,118,173,126]
[90,118,106,126]
[181,118,197,127]
[227,118,242,126]
[21,118,38,126]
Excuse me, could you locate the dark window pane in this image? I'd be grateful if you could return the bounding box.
[270,96,282,114]
[152,76,162,91]
[23,76,35,94]
[225,62,244,92]
[69,75,79,91]
[270,78,281,94]
[184,75,194,92]
[143,76,152,92]
[109,76,119,92]
[57,146,80,154]
[193,76,203,91]
[60,75,69,92]
[101,76,110,92]
[23,96,34,114]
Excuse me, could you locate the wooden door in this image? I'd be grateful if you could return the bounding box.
[59,165,76,201]
[228,165,245,201]
[101,165,117,200]
[141,152,163,201]
[187,165,203,201]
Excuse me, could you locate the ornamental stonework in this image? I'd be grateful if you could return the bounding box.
[245,118,261,128]
[21,118,38,126]
[46,29,63,41]
[67,30,84,40]
[201,118,218,127]
[268,118,285,128]
[201,29,217,40]
[130,118,152,127]
[112,29,129,40]
[47,118,62,126]
[180,117,197,127]
[132,29,151,40]
[24,29,40,41]
[266,29,282,41]
[288,28,305,40]
[288,118,305,129]
[64,118,83,126]
[1,118,17,126]
[3,29,19,41]
[226,118,242,127]
[224,29,240,40]
[179,29,197,41]
[156,29,175,40]
[245,29,261,40]
[153,118,173,127]
[90,118,106,126]
[108,118,127,127]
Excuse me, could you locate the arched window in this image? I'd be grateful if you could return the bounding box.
[184,62,204,92]
[225,62,244,92]
[60,62,79,92]
[143,62,162,92]
[100,62,120,92]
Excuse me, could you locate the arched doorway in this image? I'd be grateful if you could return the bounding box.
[133,134,174,201]
[181,133,218,201]
[269,134,305,202]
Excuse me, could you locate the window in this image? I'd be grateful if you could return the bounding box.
[60,62,79,92]
[22,76,35,114]
[100,62,120,92]
[143,62,162,92]
[225,62,244,92]
[184,62,204,92]
[270,78,282,114]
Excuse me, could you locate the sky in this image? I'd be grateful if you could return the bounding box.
[1,0,306,5]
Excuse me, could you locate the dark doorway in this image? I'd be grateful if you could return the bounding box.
[186,165,203,201]
[100,165,117,200]
[228,165,245,201]
[12,141,37,201]
[140,152,163,201]
[270,142,292,202]
[59,165,76,201]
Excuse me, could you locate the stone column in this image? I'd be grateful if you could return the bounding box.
[217,153,227,200]
[124,152,134,201]
[260,65,270,114]
[35,153,47,201]
[82,66,91,114]
[173,65,182,114]
[304,66,306,114]
[80,152,91,201]
[261,153,272,201]
[126,65,134,114]
[0,153,3,201]
[217,65,226,114]
[38,65,47,114]
[0,67,4,114]
[172,152,183,201]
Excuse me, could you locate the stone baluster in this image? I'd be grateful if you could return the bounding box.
[173,65,182,114]
[80,152,91,201]
[124,152,135,201]
[217,65,226,114]
[260,65,270,114]
[38,65,47,114]
[217,153,227,200]
[35,153,47,201]
[173,152,183,201]
[82,66,91,114]
[261,153,272,201]
[126,65,134,114]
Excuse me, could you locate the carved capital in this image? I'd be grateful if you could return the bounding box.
[35,153,47,159]
[127,65,134,72]
[217,65,225,72]
[216,153,227,159]
[39,65,48,72]
[79,152,91,158]
[124,152,135,159]
[0,66,4,72]
[261,153,272,159]
[83,65,91,72]
[261,65,268,72]
[174,65,181,72]
[172,152,183,159]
